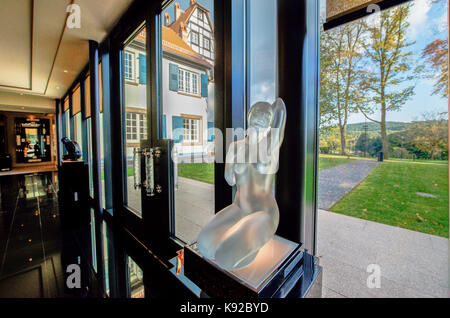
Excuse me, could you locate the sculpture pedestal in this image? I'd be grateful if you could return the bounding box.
[183,235,307,298]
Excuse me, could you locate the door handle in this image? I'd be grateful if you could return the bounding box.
[144,148,155,196]
[133,147,142,190]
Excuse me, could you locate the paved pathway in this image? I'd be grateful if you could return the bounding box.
[318,159,378,210]
[318,210,449,298]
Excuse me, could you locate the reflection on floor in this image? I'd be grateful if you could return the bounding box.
[0,173,99,298]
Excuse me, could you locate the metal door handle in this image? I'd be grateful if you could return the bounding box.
[133,148,141,189]
[145,148,155,196]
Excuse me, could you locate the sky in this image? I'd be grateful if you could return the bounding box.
[329,0,449,124]
[164,0,448,124]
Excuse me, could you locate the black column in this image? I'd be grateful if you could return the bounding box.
[55,99,62,166]
[276,0,320,254]
[214,0,234,212]
[88,40,106,294]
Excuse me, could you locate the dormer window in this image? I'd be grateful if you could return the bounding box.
[191,31,199,45]
[203,38,210,51]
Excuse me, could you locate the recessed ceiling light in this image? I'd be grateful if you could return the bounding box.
[64,70,68,73]
[56,86,60,90]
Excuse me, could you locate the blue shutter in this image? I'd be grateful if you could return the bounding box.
[162,114,167,139]
[169,64,179,91]
[201,73,208,97]
[207,122,214,142]
[139,53,147,84]
[172,116,183,143]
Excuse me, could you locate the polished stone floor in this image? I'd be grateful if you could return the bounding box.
[0,173,98,298]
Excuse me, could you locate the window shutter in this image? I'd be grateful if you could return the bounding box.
[162,114,167,139]
[207,122,214,142]
[172,116,183,143]
[201,74,208,97]
[139,53,147,85]
[169,63,179,91]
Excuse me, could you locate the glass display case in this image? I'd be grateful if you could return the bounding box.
[15,117,51,163]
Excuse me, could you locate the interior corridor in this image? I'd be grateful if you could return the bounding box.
[0,173,99,298]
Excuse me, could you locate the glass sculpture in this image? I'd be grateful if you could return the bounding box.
[197,98,287,270]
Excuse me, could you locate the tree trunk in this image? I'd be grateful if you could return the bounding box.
[380,101,389,159]
[339,125,347,155]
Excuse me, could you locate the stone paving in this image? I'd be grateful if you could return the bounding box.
[318,159,378,210]
[318,210,449,298]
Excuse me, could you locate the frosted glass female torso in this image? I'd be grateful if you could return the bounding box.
[197,99,287,270]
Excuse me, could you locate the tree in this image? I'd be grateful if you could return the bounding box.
[412,113,448,160]
[320,21,366,155]
[422,38,448,98]
[358,4,419,159]
[319,126,341,154]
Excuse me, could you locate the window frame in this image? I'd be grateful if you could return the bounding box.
[124,50,135,81]
[191,31,199,45]
[182,115,201,144]
[177,68,201,96]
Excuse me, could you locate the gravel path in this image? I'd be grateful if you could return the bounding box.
[318,160,378,210]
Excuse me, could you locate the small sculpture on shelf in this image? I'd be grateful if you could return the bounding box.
[61,137,82,161]
[197,98,287,270]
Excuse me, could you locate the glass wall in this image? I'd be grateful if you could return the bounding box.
[318,0,449,298]
[122,25,148,217]
[127,256,144,298]
[161,0,216,244]
[63,97,70,141]
[85,76,94,198]
[248,0,277,106]
[72,85,83,158]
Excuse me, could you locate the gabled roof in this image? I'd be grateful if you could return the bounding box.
[168,4,196,36]
[168,1,213,36]
[162,26,212,69]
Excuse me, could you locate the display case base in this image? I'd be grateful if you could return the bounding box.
[182,235,317,298]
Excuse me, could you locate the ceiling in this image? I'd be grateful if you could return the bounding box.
[0,0,134,101]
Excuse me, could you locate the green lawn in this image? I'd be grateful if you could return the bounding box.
[178,163,215,184]
[331,162,449,237]
[319,156,355,171]
[102,168,134,180]
[386,158,448,165]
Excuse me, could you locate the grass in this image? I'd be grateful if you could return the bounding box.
[143,155,358,185]
[102,168,134,180]
[319,156,355,171]
[175,155,356,184]
[386,158,448,165]
[331,162,449,237]
[178,163,215,184]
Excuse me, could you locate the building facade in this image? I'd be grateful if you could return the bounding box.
[125,0,214,160]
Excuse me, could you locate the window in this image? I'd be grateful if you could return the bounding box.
[139,114,147,140]
[191,31,199,45]
[203,38,210,51]
[177,68,200,95]
[178,69,185,92]
[192,73,198,95]
[162,1,215,246]
[183,117,200,143]
[126,113,147,142]
[126,113,138,141]
[185,72,191,93]
[124,51,134,80]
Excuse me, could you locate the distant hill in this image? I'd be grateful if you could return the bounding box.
[347,122,412,133]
